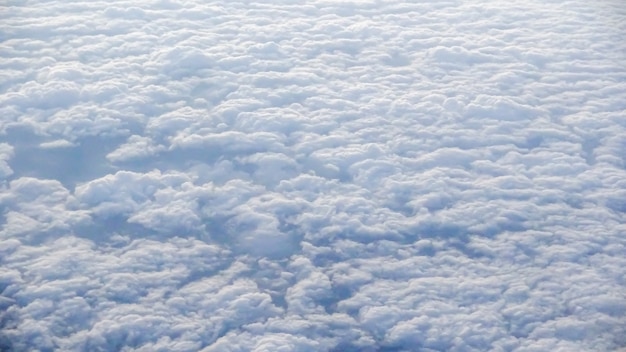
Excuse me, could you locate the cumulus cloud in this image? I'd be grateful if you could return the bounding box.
[0,143,14,180]
[106,135,166,163]
[1,0,626,351]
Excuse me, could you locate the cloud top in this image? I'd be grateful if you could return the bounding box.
[1,0,626,351]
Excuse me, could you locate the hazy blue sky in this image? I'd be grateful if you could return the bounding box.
[1,0,626,351]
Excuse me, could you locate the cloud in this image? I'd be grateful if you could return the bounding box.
[106,135,166,163]
[1,0,626,351]
[39,139,76,149]
[0,143,14,180]
[0,177,91,242]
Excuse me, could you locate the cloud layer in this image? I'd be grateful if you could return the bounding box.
[1,0,626,351]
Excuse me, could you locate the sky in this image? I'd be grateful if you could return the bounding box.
[1,0,626,351]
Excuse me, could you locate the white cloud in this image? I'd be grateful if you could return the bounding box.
[0,177,91,241]
[106,135,166,163]
[0,143,14,180]
[39,139,76,149]
[1,0,626,350]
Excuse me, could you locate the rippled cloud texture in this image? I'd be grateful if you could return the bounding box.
[2,0,626,351]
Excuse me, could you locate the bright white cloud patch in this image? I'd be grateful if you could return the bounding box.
[1,0,626,351]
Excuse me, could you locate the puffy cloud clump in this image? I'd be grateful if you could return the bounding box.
[1,0,626,351]
[0,144,14,180]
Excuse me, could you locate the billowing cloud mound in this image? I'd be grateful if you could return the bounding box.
[2,0,626,351]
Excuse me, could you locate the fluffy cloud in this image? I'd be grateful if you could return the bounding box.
[0,144,14,180]
[1,0,626,351]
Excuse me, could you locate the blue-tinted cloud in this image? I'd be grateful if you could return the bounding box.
[1,0,626,351]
